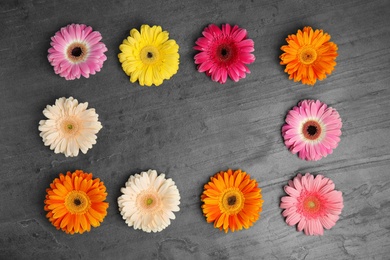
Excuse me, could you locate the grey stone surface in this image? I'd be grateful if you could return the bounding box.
[1,0,390,259]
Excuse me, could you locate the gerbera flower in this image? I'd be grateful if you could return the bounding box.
[118,169,180,233]
[44,170,109,234]
[280,26,338,85]
[282,99,342,161]
[201,169,263,233]
[280,173,343,236]
[118,25,180,87]
[48,24,107,80]
[39,97,103,157]
[194,24,255,84]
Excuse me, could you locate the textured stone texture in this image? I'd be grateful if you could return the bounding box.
[1,0,390,259]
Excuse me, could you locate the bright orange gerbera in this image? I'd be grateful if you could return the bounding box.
[44,170,109,234]
[280,26,338,86]
[201,169,263,233]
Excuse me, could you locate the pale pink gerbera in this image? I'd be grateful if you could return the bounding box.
[194,24,255,84]
[280,173,343,236]
[48,24,107,80]
[282,100,342,161]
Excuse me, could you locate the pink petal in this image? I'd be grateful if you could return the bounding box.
[233,28,247,42]
[313,218,324,235]
[197,60,213,73]
[297,218,307,232]
[319,214,336,229]
[286,212,301,226]
[284,186,300,197]
[220,68,228,84]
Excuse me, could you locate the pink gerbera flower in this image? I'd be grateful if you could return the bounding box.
[280,173,344,236]
[194,24,255,84]
[282,100,342,161]
[48,24,108,80]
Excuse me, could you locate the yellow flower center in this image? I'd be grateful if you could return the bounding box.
[137,190,161,214]
[65,190,91,214]
[302,120,323,141]
[59,117,81,137]
[140,46,160,65]
[303,195,321,214]
[219,187,245,215]
[299,46,317,65]
[67,42,88,63]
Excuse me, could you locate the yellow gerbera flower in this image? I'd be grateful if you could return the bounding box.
[280,26,338,86]
[118,24,180,86]
[201,169,263,233]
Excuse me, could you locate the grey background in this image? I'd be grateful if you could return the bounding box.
[1,0,390,259]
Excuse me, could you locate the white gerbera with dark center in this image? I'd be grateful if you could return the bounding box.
[39,97,102,157]
[118,169,181,233]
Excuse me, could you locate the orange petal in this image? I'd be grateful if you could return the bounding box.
[60,213,70,229]
[67,214,74,233]
[74,215,80,233]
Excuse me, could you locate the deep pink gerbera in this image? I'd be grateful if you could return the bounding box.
[194,24,255,84]
[282,100,342,161]
[48,24,107,80]
[280,173,344,236]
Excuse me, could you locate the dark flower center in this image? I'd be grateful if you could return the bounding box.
[65,190,91,214]
[71,47,82,57]
[147,52,153,58]
[221,48,228,57]
[227,195,237,206]
[215,42,238,65]
[67,43,87,63]
[73,198,81,206]
[307,125,317,136]
[302,120,322,140]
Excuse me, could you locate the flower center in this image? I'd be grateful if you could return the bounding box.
[220,48,228,58]
[219,188,245,215]
[140,46,160,65]
[67,42,88,63]
[65,190,91,214]
[303,195,321,214]
[215,42,237,64]
[299,46,317,65]
[71,47,82,57]
[227,195,236,205]
[136,190,161,214]
[59,117,80,137]
[302,120,322,141]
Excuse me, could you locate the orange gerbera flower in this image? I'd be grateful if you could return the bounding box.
[280,26,338,86]
[201,169,263,233]
[44,170,109,234]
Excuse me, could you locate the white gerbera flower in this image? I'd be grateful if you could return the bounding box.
[39,97,102,157]
[118,169,181,233]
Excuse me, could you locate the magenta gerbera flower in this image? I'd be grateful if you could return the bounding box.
[48,24,108,80]
[282,100,342,161]
[194,24,255,84]
[280,173,344,236]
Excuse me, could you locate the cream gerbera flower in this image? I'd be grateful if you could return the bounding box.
[39,97,102,157]
[118,169,180,233]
